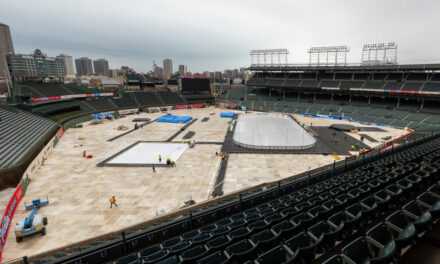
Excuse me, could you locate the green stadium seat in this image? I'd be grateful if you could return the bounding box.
[402,200,433,232]
[365,223,399,263]
[416,192,440,219]
[255,245,298,264]
[225,239,257,262]
[180,244,210,264]
[206,235,232,251]
[385,211,417,249]
[250,229,280,251]
[285,231,320,263]
[196,251,230,264]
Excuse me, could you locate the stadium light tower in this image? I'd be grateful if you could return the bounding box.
[361,42,398,65]
[308,46,350,66]
[250,49,289,67]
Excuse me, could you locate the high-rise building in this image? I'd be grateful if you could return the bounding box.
[57,54,75,75]
[163,58,173,80]
[93,58,109,75]
[0,23,14,78]
[178,64,187,77]
[152,61,157,73]
[7,49,65,79]
[75,57,93,76]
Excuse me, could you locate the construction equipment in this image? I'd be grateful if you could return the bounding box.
[15,196,49,242]
[180,199,196,209]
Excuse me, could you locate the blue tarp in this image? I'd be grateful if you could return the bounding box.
[157,115,193,123]
[220,112,234,118]
[93,112,114,119]
[171,116,192,123]
[157,115,176,123]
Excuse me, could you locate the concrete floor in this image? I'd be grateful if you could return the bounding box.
[0,107,408,261]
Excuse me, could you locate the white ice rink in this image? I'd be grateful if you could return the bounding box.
[107,143,188,165]
[233,114,316,150]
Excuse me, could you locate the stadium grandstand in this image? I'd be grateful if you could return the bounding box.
[222,63,440,133]
[2,59,440,264]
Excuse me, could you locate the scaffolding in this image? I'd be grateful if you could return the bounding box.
[308,46,350,66]
[250,49,289,67]
[361,42,398,65]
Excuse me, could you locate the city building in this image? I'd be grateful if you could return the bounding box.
[56,54,75,75]
[154,66,163,79]
[119,66,135,74]
[7,49,65,79]
[152,61,157,73]
[75,57,93,76]
[178,64,187,77]
[163,58,173,80]
[239,67,246,75]
[0,23,14,78]
[109,69,118,78]
[93,58,109,75]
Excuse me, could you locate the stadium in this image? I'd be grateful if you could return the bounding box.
[1,46,440,264]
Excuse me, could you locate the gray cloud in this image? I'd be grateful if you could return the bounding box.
[2,0,440,72]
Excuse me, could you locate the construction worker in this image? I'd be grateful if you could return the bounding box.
[152,164,156,173]
[351,145,355,151]
[158,154,162,163]
[110,196,117,208]
[166,157,171,165]
[170,160,174,167]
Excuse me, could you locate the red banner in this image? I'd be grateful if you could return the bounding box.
[32,93,113,102]
[32,96,61,102]
[56,127,64,140]
[0,183,23,261]
[176,103,205,109]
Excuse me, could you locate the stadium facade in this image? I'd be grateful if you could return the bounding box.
[6,49,66,79]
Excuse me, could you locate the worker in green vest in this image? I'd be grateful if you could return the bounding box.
[158,154,162,163]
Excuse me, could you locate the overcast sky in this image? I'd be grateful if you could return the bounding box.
[2,0,440,73]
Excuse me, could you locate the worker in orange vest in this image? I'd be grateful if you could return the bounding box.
[110,196,118,208]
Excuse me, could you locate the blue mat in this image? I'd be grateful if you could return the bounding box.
[220,112,234,118]
[157,115,193,123]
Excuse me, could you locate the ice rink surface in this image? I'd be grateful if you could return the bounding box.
[233,114,316,149]
[108,143,188,165]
